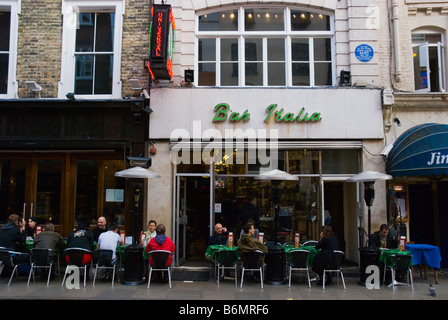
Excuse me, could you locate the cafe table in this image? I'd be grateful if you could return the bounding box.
[406,244,441,284]
[205,244,239,260]
[282,244,319,266]
[379,248,413,287]
[379,248,412,268]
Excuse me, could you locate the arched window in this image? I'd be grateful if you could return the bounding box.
[196,6,334,87]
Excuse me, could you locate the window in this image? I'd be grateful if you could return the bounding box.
[197,7,334,87]
[0,1,19,98]
[59,1,124,99]
[412,33,446,92]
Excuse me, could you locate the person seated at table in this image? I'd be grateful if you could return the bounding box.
[97,223,123,264]
[207,223,229,247]
[239,219,259,239]
[25,216,38,238]
[237,222,268,255]
[368,224,398,249]
[143,220,157,245]
[66,219,95,264]
[0,214,30,264]
[34,222,66,258]
[145,224,175,282]
[312,224,339,286]
[93,216,108,242]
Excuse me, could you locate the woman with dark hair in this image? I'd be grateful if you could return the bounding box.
[312,225,339,285]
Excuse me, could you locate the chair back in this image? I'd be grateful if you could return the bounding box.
[289,250,309,268]
[96,249,114,267]
[326,250,344,270]
[241,250,264,269]
[216,250,237,267]
[31,248,53,266]
[393,254,412,272]
[0,250,14,268]
[302,240,319,247]
[149,250,171,268]
[65,248,91,266]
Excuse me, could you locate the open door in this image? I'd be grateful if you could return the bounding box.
[175,176,188,265]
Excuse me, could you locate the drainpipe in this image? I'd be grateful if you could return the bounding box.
[392,0,402,82]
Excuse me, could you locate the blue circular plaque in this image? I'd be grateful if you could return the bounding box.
[355,44,374,62]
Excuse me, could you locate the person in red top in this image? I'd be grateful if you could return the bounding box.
[145,224,175,266]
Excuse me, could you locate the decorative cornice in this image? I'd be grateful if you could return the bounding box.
[392,93,448,111]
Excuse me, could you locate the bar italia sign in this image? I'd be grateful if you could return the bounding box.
[212,103,322,123]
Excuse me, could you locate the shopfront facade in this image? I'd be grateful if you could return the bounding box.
[148,87,385,265]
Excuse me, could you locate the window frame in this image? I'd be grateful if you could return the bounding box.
[0,0,19,99]
[195,6,335,88]
[412,31,446,93]
[59,0,124,99]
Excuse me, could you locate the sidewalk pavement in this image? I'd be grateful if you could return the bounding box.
[0,266,446,301]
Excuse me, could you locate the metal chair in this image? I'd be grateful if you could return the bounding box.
[240,250,264,289]
[0,250,31,286]
[93,249,116,287]
[215,250,238,286]
[384,254,414,291]
[147,250,172,288]
[302,240,319,247]
[288,249,311,288]
[27,248,54,286]
[322,250,346,290]
[61,248,92,287]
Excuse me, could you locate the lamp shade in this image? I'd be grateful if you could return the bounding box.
[114,167,161,179]
[255,169,299,181]
[346,170,392,183]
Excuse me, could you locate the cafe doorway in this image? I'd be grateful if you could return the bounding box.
[174,174,212,266]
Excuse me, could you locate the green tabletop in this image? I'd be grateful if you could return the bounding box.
[205,245,238,260]
[282,244,319,266]
[379,248,412,268]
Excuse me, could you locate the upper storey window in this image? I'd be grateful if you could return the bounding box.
[0,1,19,99]
[196,7,334,87]
[59,0,124,99]
[412,33,446,92]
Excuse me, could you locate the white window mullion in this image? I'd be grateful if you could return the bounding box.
[286,36,292,86]
[240,36,245,86]
[263,37,268,86]
[309,38,315,86]
[216,38,221,86]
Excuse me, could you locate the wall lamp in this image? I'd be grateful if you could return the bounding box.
[393,117,401,126]
[25,81,42,98]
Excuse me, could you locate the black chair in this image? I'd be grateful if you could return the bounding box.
[322,250,346,290]
[27,248,54,286]
[384,254,414,291]
[215,250,238,286]
[288,249,311,288]
[93,249,116,287]
[147,250,172,288]
[0,250,31,286]
[61,248,92,287]
[302,240,319,247]
[240,250,264,289]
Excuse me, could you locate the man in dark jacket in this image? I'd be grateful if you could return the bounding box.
[66,220,94,264]
[0,214,27,251]
[0,214,30,264]
[34,222,66,257]
[206,223,229,247]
